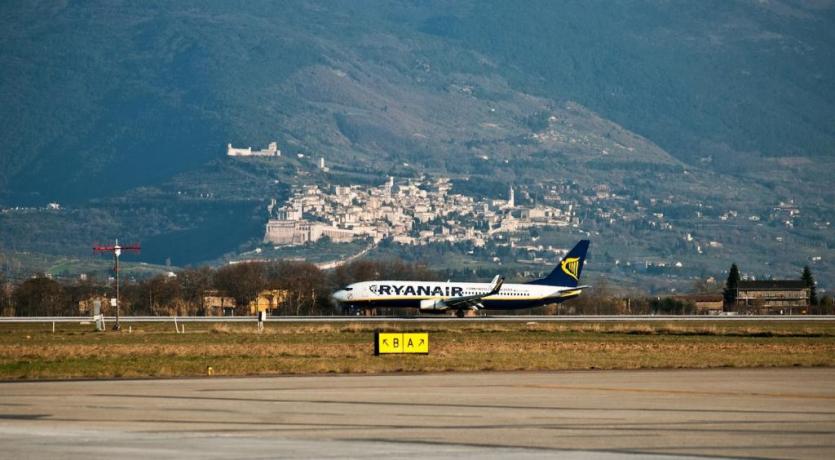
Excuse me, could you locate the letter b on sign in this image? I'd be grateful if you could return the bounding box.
[376,332,403,354]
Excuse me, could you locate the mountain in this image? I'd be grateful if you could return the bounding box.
[441,1,835,166]
[0,1,833,289]
[2,0,833,202]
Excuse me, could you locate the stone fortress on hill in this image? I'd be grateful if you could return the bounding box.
[263,177,577,250]
[227,141,280,157]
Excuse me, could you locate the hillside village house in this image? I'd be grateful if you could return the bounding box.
[202,291,236,316]
[202,289,289,316]
[249,289,289,315]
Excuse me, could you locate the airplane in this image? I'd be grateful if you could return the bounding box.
[331,240,590,317]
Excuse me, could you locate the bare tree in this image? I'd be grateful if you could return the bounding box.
[566,276,624,315]
[179,267,214,314]
[214,263,267,314]
[0,275,13,316]
[13,276,68,316]
[266,261,328,315]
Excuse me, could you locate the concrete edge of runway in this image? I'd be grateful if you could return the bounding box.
[2,366,831,385]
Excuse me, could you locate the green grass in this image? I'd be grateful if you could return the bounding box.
[1,321,834,380]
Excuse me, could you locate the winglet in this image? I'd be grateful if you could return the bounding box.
[489,275,504,295]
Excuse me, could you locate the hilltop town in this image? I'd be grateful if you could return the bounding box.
[231,138,829,286]
[264,177,577,255]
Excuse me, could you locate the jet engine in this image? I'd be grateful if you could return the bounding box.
[419,299,448,312]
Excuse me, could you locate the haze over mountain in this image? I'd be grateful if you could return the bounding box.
[1,1,833,289]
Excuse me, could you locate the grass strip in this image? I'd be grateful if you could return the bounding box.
[1,321,833,380]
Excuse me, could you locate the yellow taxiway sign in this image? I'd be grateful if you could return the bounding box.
[375,332,429,355]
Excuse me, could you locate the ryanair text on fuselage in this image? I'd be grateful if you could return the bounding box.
[371,284,465,297]
[331,240,590,316]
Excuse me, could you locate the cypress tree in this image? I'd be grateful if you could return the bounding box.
[801,266,818,306]
[723,263,740,306]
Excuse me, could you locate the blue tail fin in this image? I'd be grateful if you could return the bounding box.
[527,240,590,287]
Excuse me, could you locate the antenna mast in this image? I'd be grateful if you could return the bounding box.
[93,240,141,330]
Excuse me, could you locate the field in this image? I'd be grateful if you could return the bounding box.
[1,321,834,380]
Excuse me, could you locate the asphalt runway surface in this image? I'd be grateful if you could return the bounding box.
[1,368,834,459]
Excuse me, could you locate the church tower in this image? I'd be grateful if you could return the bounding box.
[508,185,515,208]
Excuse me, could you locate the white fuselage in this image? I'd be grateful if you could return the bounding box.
[332,280,581,311]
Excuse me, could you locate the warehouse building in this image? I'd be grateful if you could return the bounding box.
[735,280,810,315]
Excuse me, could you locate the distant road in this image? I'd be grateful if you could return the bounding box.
[314,242,376,270]
[2,315,835,323]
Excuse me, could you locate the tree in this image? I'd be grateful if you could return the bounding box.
[63,277,102,317]
[178,267,214,314]
[0,274,12,316]
[13,276,68,316]
[723,263,740,307]
[820,295,834,315]
[265,261,328,316]
[143,275,184,315]
[555,275,627,315]
[801,266,818,307]
[213,263,267,314]
[332,260,381,289]
[650,297,695,315]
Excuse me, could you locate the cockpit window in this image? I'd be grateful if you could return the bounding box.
[340,287,353,291]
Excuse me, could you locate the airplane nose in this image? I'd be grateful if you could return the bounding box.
[332,290,347,303]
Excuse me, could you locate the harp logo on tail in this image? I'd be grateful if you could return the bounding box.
[561,257,580,281]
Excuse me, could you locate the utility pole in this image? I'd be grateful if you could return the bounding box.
[94,240,141,331]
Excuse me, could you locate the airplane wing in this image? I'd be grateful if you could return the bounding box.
[444,275,504,310]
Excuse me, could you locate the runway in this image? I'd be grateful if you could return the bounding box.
[1,368,834,459]
[3,314,835,323]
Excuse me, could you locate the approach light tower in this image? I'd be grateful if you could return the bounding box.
[93,240,140,331]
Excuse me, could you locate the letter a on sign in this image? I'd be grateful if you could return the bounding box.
[403,333,429,354]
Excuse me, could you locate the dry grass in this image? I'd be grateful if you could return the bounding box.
[209,323,231,334]
[1,320,834,380]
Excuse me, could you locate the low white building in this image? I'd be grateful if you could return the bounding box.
[227,141,280,157]
[264,219,355,245]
